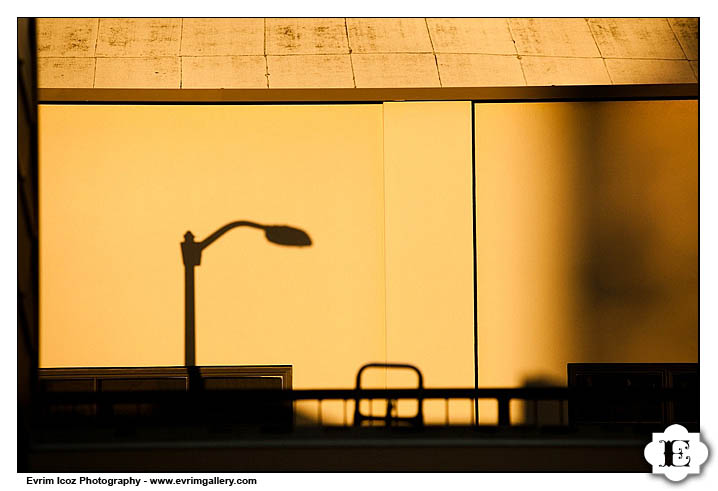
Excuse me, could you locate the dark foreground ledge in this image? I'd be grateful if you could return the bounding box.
[29,425,651,472]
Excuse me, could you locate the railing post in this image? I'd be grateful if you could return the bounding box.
[498,396,510,426]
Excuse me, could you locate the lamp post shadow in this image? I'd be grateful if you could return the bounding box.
[180,221,312,391]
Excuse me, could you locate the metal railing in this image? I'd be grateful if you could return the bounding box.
[36,386,696,429]
[35,362,698,430]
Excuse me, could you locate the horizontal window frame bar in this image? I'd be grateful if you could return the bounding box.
[39,84,698,105]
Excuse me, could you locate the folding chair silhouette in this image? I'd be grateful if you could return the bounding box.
[352,363,424,427]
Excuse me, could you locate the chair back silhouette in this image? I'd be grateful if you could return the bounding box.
[353,363,424,427]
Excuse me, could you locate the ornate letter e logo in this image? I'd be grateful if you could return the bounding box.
[644,424,708,482]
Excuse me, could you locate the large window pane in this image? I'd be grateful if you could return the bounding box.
[39,104,386,391]
[475,100,698,424]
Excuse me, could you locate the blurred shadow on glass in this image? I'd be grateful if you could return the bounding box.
[575,101,698,363]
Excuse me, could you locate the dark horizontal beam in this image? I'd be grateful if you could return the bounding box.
[39,386,695,403]
[39,84,698,104]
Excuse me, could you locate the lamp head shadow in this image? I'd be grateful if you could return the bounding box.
[264,225,312,247]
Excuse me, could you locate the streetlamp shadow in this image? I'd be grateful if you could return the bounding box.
[181,220,312,390]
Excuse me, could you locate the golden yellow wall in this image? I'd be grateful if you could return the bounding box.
[475,100,698,421]
[39,102,476,405]
[40,100,697,426]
